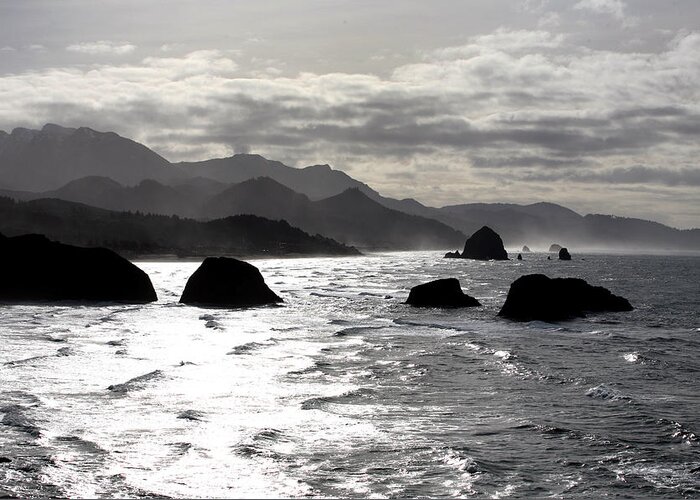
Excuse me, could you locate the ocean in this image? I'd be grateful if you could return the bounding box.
[1,252,698,498]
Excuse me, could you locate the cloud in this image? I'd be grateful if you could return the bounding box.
[0,29,699,226]
[511,165,700,187]
[574,0,626,20]
[432,29,566,59]
[66,41,136,55]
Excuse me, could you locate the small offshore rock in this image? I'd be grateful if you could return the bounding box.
[559,248,572,260]
[406,278,480,308]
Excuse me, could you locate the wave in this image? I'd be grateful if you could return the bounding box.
[657,418,698,445]
[301,388,377,410]
[227,339,277,355]
[586,384,629,401]
[199,314,223,330]
[442,448,479,474]
[56,347,73,357]
[333,325,387,337]
[0,404,41,437]
[107,369,164,393]
[177,409,206,421]
[54,435,108,456]
[4,355,50,367]
[233,428,291,462]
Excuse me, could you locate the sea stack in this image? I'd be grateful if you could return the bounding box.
[517,253,523,260]
[0,233,157,303]
[522,245,531,253]
[549,244,563,253]
[558,248,572,260]
[460,226,508,260]
[444,250,461,258]
[406,278,480,308]
[498,273,633,321]
[180,257,282,307]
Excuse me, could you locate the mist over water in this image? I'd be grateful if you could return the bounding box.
[1,252,698,498]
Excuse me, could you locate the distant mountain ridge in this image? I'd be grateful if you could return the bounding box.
[0,196,358,257]
[203,179,465,249]
[0,123,377,200]
[0,123,697,252]
[0,124,181,190]
[179,155,379,200]
[2,176,465,250]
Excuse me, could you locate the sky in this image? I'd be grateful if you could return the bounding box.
[1,0,699,228]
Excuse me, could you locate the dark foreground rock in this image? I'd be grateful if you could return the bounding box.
[498,274,633,321]
[559,248,572,260]
[461,226,508,260]
[517,253,523,260]
[0,233,157,303]
[406,278,480,308]
[180,257,282,307]
[444,250,461,258]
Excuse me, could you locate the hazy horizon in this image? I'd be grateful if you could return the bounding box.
[1,0,699,228]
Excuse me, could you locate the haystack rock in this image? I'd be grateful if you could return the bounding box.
[460,226,508,260]
[0,233,157,303]
[444,250,461,258]
[558,248,572,260]
[180,257,282,307]
[498,274,633,321]
[522,245,531,253]
[406,278,480,308]
[549,244,563,253]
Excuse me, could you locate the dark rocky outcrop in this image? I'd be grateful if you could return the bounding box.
[558,247,572,260]
[517,253,523,260]
[460,226,509,260]
[498,274,633,321]
[549,244,563,253]
[522,245,531,252]
[0,233,157,303]
[444,250,461,258]
[406,278,480,308]
[180,257,282,307]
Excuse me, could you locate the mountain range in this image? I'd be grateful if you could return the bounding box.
[0,196,358,258]
[1,123,698,252]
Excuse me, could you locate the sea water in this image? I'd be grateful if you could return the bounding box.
[1,252,698,498]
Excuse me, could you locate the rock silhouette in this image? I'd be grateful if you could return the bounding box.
[180,257,282,307]
[517,253,523,260]
[498,274,633,321]
[559,248,572,260]
[444,250,461,258]
[0,233,157,303]
[406,278,480,308]
[460,226,508,260]
[549,244,563,253]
